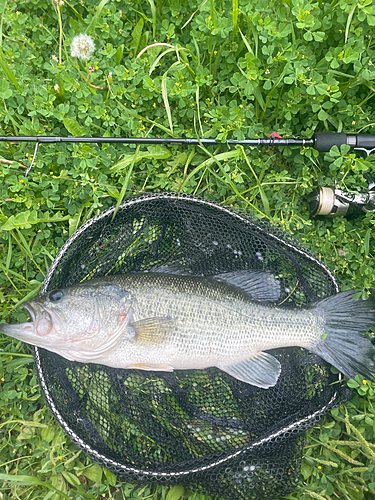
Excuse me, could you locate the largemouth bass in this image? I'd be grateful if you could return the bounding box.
[1,270,375,388]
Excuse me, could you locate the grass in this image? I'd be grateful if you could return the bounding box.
[1,0,375,498]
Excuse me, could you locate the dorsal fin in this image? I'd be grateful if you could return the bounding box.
[150,264,195,275]
[213,270,280,302]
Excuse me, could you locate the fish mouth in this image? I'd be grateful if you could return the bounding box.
[0,301,57,343]
[0,303,35,339]
[23,302,36,322]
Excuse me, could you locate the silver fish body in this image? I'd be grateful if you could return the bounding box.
[1,271,375,387]
[105,273,318,369]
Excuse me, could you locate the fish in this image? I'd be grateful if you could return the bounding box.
[1,270,375,388]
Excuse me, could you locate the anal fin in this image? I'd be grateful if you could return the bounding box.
[218,352,281,388]
[126,362,174,372]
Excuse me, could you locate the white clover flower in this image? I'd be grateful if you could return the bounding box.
[70,34,95,61]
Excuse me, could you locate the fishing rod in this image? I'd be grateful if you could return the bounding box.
[1,132,375,174]
[1,133,312,176]
[1,132,375,217]
[1,131,375,152]
[0,135,312,147]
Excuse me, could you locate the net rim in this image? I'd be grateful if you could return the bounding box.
[33,191,342,479]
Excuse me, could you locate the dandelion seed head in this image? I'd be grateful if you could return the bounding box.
[70,33,95,60]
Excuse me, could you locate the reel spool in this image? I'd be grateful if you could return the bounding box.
[307,174,375,218]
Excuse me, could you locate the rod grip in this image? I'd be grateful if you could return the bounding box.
[356,134,375,150]
[313,133,350,152]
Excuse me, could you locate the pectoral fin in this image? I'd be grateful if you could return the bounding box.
[218,352,281,388]
[132,316,176,344]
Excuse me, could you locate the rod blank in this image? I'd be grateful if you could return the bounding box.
[0,135,315,147]
[2,133,375,153]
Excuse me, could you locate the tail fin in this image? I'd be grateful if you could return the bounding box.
[310,290,375,381]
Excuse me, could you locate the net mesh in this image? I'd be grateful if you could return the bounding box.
[33,192,352,500]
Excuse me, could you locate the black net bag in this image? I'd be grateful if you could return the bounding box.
[33,192,352,500]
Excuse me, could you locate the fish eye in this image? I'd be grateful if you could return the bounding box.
[48,289,64,302]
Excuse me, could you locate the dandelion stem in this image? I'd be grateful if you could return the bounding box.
[86,72,107,90]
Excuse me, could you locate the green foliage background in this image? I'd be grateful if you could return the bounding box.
[1,0,375,498]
